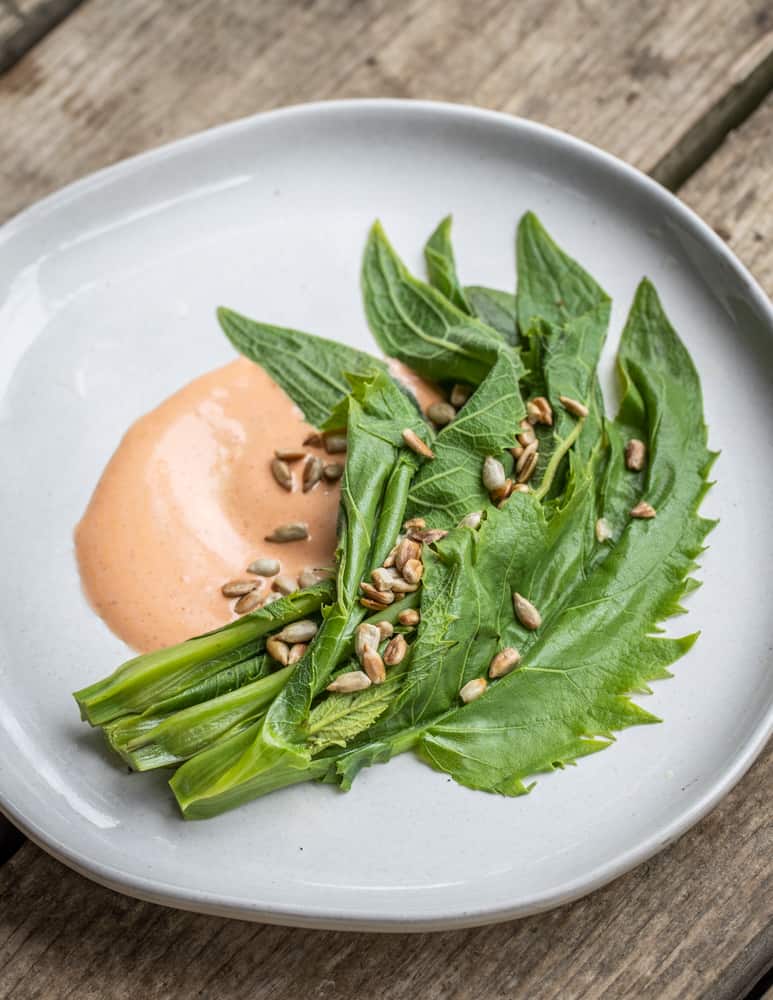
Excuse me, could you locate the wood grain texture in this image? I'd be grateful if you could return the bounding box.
[680,92,773,295]
[1,0,773,221]
[0,0,82,73]
[0,746,769,1000]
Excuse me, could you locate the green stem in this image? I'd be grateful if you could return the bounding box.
[533,417,585,501]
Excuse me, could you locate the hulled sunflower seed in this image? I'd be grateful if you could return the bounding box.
[491,479,514,504]
[516,450,538,484]
[222,579,258,597]
[488,647,521,679]
[323,462,345,482]
[248,557,281,576]
[263,592,281,605]
[559,395,589,418]
[362,648,386,684]
[402,558,424,584]
[403,517,426,532]
[324,432,348,454]
[595,517,612,543]
[517,419,537,447]
[458,511,482,529]
[513,483,530,494]
[327,670,371,693]
[274,448,306,462]
[450,383,472,408]
[427,401,456,427]
[302,454,324,493]
[460,677,487,703]
[390,578,419,593]
[271,458,294,492]
[402,428,435,459]
[288,643,307,665]
[511,444,524,460]
[383,633,408,666]
[355,622,382,660]
[625,439,647,472]
[527,396,553,426]
[266,637,291,665]
[376,620,394,640]
[516,439,538,474]
[408,528,448,545]
[382,543,399,569]
[360,582,394,605]
[398,608,420,627]
[396,538,422,573]
[234,590,262,614]
[361,597,387,611]
[371,566,400,591]
[276,619,319,643]
[272,574,299,595]
[303,432,323,447]
[482,455,506,492]
[299,567,324,589]
[264,522,309,543]
[513,592,541,630]
[630,501,656,519]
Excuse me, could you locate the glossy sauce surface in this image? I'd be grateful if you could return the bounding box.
[76,357,441,652]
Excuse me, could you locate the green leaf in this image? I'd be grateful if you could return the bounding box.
[306,666,405,752]
[362,221,505,384]
[424,215,471,313]
[217,307,386,428]
[465,286,518,346]
[406,349,526,527]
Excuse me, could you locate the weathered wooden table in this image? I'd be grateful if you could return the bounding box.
[1,2,771,997]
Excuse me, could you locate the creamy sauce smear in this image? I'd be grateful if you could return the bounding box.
[76,357,442,653]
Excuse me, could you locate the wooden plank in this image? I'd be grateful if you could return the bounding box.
[680,92,773,295]
[0,746,769,1000]
[0,0,82,73]
[1,0,773,222]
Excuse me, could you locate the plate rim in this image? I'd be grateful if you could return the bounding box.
[1,97,771,931]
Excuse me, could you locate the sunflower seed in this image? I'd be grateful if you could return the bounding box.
[376,620,394,640]
[625,438,647,472]
[383,633,408,666]
[266,637,291,664]
[450,383,472,408]
[398,608,420,627]
[511,444,524,460]
[288,643,307,665]
[488,647,521,679]
[299,567,325,589]
[247,557,281,577]
[264,522,309,543]
[402,427,435,459]
[274,448,307,462]
[234,590,262,614]
[630,501,656,519]
[517,419,537,447]
[595,517,612,543]
[516,451,538,484]
[303,432,323,447]
[458,511,483,529]
[263,592,282,605]
[361,598,387,611]
[271,458,294,491]
[527,396,553,426]
[513,592,541,630]
[371,566,400,591]
[390,578,419,593]
[460,677,487,703]
[402,558,424,584]
[408,528,448,545]
[396,538,422,573]
[360,582,394,605]
[302,455,324,493]
[327,670,371,693]
[513,483,530,494]
[276,619,318,643]
[221,579,258,597]
[516,439,538,474]
[362,648,386,684]
[382,543,399,569]
[323,462,345,481]
[355,622,382,660]
[491,479,514,503]
[403,517,426,532]
[324,432,348,454]
[482,455,506,492]
[559,395,589,418]
[272,574,299,595]
[427,401,456,427]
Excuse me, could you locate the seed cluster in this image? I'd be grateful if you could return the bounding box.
[221,561,334,616]
[270,434,347,492]
[359,517,443,614]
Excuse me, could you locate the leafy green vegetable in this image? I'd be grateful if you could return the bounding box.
[465,286,518,345]
[362,221,505,384]
[424,215,471,313]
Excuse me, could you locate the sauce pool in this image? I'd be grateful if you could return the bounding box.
[75,357,442,653]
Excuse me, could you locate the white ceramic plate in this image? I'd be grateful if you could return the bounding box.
[0,100,771,931]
